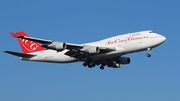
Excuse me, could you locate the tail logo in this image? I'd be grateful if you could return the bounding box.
[10,31,46,53]
[19,38,39,51]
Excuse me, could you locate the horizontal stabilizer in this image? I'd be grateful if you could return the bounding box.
[3,50,36,58]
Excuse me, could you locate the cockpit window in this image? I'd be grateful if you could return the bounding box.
[149,31,155,33]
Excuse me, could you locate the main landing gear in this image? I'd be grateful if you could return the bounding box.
[146,48,151,57]
[83,62,105,70]
[99,64,106,70]
[83,62,88,66]
[83,62,95,68]
[100,66,104,70]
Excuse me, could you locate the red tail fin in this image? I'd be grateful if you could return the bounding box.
[10,31,46,53]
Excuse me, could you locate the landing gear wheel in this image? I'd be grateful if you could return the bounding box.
[100,66,104,70]
[88,64,93,68]
[92,64,95,67]
[83,63,88,67]
[146,53,151,57]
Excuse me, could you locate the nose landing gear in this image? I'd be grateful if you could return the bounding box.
[146,48,151,57]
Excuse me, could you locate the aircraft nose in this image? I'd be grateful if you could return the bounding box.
[161,36,166,42]
[160,35,166,42]
[152,34,166,46]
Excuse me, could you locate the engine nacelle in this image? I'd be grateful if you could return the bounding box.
[47,42,66,51]
[107,57,130,68]
[107,62,122,68]
[116,57,130,64]
[86,47,100,54]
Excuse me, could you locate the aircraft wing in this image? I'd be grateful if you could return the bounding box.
[12,35,117,53]
[12,35,119,61]
[12,35,87,49]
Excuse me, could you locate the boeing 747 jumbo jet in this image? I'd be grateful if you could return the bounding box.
[4,30,166,70]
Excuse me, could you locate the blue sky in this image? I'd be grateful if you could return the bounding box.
[0,0,179,101]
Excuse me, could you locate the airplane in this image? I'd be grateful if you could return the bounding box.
[4,30,166,70]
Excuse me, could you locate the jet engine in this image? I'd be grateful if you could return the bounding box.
[107,62,122,68]
[86,47,100,54]
[116,57,130,64]
[107,57,130,68]
[45,42,66,51]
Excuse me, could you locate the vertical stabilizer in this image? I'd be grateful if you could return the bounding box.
[10,31,46,53]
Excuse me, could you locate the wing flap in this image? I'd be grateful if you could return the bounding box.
[3,50,36,58]
[65,50,87,60]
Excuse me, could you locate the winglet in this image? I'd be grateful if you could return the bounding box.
[10,32,19,37]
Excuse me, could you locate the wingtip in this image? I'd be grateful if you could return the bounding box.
[3,50,10,54]
[10,31,28,38]
[10,32,16,37]
[3,50,9,52]
[10,32,22,38]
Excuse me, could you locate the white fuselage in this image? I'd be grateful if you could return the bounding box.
[21,30,166,63]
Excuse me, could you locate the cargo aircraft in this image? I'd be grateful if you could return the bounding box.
[4,30,166,70]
